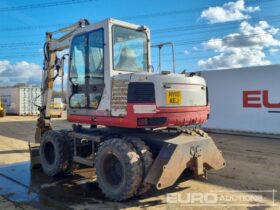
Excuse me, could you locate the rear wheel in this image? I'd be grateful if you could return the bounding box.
[125,137,153,195]
[40,130,72,176]
[95,138,143,201]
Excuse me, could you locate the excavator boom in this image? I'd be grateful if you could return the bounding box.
[35,19,90,143]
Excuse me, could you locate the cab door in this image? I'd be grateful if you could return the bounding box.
[68,29,105,116]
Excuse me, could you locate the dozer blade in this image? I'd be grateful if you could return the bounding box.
[28,142,41,169]
[144,132,225,190]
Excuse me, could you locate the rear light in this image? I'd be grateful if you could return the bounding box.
[137,118,148,126]
[137,117,167,126]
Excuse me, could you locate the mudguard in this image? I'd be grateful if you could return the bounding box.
[144,130,225,189]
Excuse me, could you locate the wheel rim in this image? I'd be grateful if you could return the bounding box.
[44,142,55,165]
[102,153,124,186]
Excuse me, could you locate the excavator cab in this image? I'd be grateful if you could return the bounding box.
[65,19,150,121]
[61,19,210,129]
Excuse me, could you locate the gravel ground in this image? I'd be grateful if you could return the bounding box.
[0,115,279,210]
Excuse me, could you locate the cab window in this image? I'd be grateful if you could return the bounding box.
[89,29,104,85]
[69,34,86,85]
[113,26,148,72]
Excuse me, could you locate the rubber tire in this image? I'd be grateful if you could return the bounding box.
[125,137,153,195]
[95,138,143,201]
[40,130,71,177]
[59,129,75,173]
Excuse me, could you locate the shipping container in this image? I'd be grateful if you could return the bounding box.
[0,87,41,115]
[198,65,280,137]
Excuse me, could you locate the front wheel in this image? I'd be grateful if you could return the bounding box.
[95,138,143,201]
[40,130,72,177]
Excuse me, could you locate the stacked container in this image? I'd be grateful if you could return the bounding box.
[0,87,41,115]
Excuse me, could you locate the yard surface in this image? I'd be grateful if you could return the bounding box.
[0,115,279,210]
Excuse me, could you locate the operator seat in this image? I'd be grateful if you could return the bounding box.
[116,48,139,70]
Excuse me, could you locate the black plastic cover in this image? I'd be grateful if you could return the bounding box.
[127,82,155,103]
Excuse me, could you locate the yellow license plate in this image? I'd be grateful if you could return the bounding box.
[166,91,182,105]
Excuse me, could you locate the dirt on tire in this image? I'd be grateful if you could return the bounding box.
[125,136,153,195]
[95,138,143,201]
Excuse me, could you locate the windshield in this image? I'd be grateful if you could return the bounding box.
[113,25,148,72]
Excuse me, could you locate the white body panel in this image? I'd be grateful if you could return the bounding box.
[129,73,207,107]
[110,73,207,116]
[200,65,280,135]
[0,87,41,115]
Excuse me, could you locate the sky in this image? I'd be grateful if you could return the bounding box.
[0,0,280,87]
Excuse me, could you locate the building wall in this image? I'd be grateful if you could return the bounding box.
[199,65,280,136]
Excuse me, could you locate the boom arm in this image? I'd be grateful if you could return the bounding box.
[35,19,90,143]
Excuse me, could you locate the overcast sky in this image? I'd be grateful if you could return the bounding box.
[0,0,280,87]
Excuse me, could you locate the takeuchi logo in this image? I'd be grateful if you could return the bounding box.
[243,90,280,108]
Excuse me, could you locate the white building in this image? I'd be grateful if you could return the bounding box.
[199,65,280,137]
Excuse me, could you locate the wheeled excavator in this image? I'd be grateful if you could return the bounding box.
[30,18,225,201]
